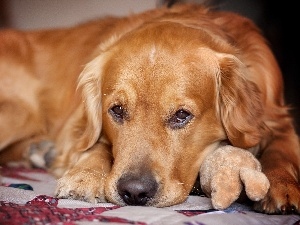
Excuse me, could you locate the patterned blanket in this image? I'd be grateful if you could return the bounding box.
[1,166,299,225]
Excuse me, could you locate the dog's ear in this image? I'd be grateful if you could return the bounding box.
[216,53,264,148]
[74,33,135,151]
[75,55,106,151]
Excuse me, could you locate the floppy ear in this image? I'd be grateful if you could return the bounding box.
[74,34,133,151]
[75,55,106,151]
[216,53,264,148]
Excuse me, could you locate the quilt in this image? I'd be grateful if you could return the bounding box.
[1,166,299,225]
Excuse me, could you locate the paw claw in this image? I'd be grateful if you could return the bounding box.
[280,204,297,214]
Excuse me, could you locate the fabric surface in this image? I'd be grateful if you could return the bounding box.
[0,166,299,225]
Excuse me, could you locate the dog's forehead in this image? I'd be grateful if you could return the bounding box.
[102,24,223,111]
[102,22,220,99]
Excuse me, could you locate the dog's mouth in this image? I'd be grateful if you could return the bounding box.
[105,171,201,207]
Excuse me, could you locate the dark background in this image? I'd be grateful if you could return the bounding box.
[259,1,299,134]
[216,0,299,133]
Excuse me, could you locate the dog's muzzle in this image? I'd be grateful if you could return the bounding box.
[117,171,158,206]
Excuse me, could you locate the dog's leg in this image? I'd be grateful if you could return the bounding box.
[55,142,112,203]
[0,90,46,167]
[0,138,50,167]
[254,122,300,214]
[0,30,45,161]
[0,98,44,149]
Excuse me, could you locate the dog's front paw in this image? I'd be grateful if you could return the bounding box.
[253,175,300,214]
[55,167,107,203]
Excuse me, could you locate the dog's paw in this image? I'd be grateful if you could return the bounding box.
[28,140,56,168]
[253,178,300,214]
[55,167,107,203]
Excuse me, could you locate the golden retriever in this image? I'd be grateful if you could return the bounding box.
[0,3,299,214]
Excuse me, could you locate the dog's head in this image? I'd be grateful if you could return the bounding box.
[78,20,263,207]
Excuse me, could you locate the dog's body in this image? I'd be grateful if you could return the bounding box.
[0,4,299,214]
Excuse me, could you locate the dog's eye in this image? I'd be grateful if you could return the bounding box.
[168,109,194,129]
[110,105,125,123]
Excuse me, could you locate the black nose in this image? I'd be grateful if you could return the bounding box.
[117,172,158,206]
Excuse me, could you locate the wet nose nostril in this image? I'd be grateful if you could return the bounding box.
[122,191,132,204]
[121,190,148,205]
[117,173,158,206]
[138,192,147,199]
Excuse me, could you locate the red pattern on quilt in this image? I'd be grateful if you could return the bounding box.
[1,166,300,225]
[1,166,47,181]
[0,195,145,225]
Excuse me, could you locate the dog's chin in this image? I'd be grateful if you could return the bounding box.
[148,192,189,208]
[106,191,189,208]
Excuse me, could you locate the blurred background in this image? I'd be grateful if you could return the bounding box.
[0,0,298,133]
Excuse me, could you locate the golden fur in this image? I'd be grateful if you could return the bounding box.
[0,4,299,214]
